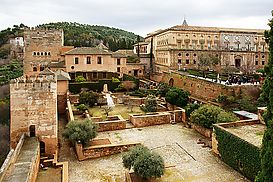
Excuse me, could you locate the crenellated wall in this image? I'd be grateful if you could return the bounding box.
[10,75,58,156]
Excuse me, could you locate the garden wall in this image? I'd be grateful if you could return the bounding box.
[75,141,141,161]
[151,71,261,101]
[212,120,261,180]
[129,112,171,127]
[92,115,126,132]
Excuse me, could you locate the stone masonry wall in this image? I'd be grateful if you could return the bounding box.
[129,112,171,127]
[151,71,260,101]
[10,76,58,155]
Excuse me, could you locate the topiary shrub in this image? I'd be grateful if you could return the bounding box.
[76,104,88,112]
[122,145,165,180]
[75,75,86,83]
[79,91,98,107]
[190,104,239,129]
[165,87,189,108]
[185,103,200,118]
[63,119,98,146]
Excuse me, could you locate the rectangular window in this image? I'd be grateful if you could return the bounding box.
[97,57,102,64]
[117,67,120,72]
[74,57,79,64]
[93,72,97,78]
[103,72,107,78]
[186,59,190,64]
[87,57,91,64]
[262,61,265,65]
[117,58,121,65]
[255,61,259,65]
[178,59,182,64]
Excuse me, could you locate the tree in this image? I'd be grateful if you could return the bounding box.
[156,82,170,97]
[79,91,98,107]
[103,106,113,116]
[190,104,239,129]
[122,145,165,180]
[197,53,220,77]
[165,87,189,108]
[76,104,88,112]
[63,119,98,146]
[141,95,157,112]
[134,152,165,180]
[75,75,86,83]
[255,11,273,182]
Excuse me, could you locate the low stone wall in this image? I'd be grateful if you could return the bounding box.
[93,115,126,132]
[66,99,74,122]
[0,134,25,182]
[191,123,213,138]
[68,94,79,104]
[75,141,141,161]
[129,112,171,127]
[123,97,145,106]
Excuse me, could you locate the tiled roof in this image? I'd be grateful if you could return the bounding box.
[55,69,71,81]
[49,61,65,68]
[64,47,112,55]
[112,49,134,58]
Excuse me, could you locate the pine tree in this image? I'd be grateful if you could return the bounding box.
[256,10,273,182]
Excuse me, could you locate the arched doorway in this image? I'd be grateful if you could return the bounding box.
[29,125,35,137]
[169,78,174,87]
[40,141,45,154]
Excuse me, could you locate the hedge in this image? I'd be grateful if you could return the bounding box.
[123,74,140,89]
[214,125,261,180]
[69,79,120,94]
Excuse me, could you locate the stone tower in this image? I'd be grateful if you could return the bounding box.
[10,70,58,155]
[23,27,64,76]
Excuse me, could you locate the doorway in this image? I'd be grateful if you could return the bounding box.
[169,78,174,87]
[235,59,241,68]
[29,125,36,137]
[40,141,45,154]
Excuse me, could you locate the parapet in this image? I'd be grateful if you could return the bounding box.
[10,75,57,92]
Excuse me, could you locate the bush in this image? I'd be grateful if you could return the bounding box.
[156,83,170,97]
[190,104,239,129]
[76,104,88,112]
[63,119,98,146]
[75,75,86,83]
[134,152,165,180]
[185,103,200,118]
[112,77,120,83]
[79,91,98,107]
[140,95,157,112]
[122,145,164,180]
[165,87,189,108]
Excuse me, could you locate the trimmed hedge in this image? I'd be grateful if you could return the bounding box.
[214,126,261,180]
[123,74,140,89]
[69,79,120,94]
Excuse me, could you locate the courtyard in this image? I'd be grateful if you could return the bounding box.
[58,118,249,182]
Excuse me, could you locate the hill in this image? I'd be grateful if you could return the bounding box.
[38,22,143,51]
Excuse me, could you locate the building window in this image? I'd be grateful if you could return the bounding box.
[74,57,79,64]
[178,53,182,56]
[186,59,189,64]
[33,67,37,72]
[37,52,40,56]
[193,60,196,64]
[41,52,43,56]
[48,52,51,56]
[97,57,102,64]
[255,55,259,58]
[262,61,265,65]
[139,70,142,73]
[193,53,196,57]
[87,57,91,64]
[186,53,189,57]
[128,71,131,74]
[117,67,120,72]
[93,72,97,78]
[117,58,121,65]
[71,66,74,70]
[255,61,259,65]
[45,52,47,56]
[33,52,36,56]
[178,59,182,64]
[103,72,107,78]
[262,55,265,59]
[40,66,44,71]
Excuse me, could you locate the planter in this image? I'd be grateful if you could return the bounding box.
[191,123,212,138]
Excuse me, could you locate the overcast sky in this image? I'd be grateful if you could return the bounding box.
[0,0,272,37]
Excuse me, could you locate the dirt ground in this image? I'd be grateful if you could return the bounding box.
[58,116,249,182]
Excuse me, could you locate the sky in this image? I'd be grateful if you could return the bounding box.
[0,0,273,37]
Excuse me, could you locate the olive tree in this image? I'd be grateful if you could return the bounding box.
[63,119,98,146]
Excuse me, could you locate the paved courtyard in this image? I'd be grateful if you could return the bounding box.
[59,122,249,182]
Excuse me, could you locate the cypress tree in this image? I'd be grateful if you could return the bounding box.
[256,10,273,182]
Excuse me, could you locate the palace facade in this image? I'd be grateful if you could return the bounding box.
[143,21,268,74]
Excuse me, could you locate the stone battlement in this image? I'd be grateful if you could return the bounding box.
[24,27,63,33]
[10,75,57,91]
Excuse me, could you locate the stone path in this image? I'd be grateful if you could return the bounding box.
[59,123,249,182]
